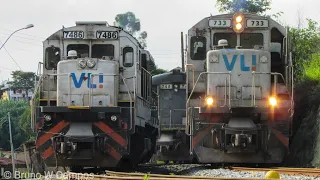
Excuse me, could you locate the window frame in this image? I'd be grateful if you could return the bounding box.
[123,47,134,67]
[66,44,89,58]
[190,36,207,60]
[213,32,237,48]
[240,33,264,49]
[45,46,61,70]
[91,44,115,58]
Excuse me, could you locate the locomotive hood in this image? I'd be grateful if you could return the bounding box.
[56,58,119,107]
[206,49,271,106]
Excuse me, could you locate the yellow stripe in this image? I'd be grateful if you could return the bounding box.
[67,106,90,109]
[40,99,56,101]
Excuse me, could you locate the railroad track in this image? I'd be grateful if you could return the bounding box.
[68,170,265,180]
[66,166,320,180]
[230,167,320,177]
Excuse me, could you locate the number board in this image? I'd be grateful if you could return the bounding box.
[180,84,187,89]
[63,31,84,39]
[209,19,231,28]
[246,19,269,28]
[96,31,119,39]
[160,84,172,89]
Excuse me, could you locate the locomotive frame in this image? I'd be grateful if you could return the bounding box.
[185,13,294,164]
[151,68,194,163]
[30,21,159,171]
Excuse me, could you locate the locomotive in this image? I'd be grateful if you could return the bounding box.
[151,68,194,163]
[30,21,159,171]
[185,13,294,164]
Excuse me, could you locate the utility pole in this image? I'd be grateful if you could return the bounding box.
[8,112,15,173]
[181,32,185,72]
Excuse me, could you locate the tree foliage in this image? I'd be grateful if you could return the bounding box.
[150,67,167,76]
[0,100,34,150]
[114,12,148,48]
[7,71,36,98]
[215,0,272,14]
[290,19,320,81]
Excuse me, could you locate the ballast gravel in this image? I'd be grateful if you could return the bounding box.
[137,164,320,180]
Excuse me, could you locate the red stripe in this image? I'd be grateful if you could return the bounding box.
[192,125,214,149]
[36,121,69,149]
[94,122,127,149]
[106,144,121,160]
[271,128,289,148]
[42,147,53,160]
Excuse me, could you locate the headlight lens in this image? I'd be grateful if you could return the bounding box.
[205,96,214,106]
[260,56,268,63]
[111,115,117,121]
[269,97,277,107]
[87,59,96,68]
[44,114,51,121]
[79,60,87,69]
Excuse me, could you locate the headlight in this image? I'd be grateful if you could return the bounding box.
[78,60,87,69]
[269,97,277,107]
[260,56,268,63]
[44,114,51,121]
[205,96,214,106]
[111,115,117,121]
[87,59,96,68]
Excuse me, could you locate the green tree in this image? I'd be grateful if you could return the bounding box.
[215,0,272,14]
[150,67,167,76]
[290,19,320,81]
[7,71,37,100]
[0,100,31,150]
[114,12,148,48]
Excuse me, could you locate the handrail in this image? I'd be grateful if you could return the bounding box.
[185,71,232,136]
[251,71,287,106]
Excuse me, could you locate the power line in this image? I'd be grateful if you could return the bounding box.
[0,28,46,39]
[0,40,22,71]
[3,47,22,70]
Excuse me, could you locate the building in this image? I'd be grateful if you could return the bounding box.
[0,80,33,101]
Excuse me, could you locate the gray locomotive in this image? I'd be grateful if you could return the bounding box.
[152,68,194,163]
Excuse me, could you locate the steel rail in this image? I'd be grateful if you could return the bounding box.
[67,170,268,180]
[230,167,320,177]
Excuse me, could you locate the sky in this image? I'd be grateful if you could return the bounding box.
[0,0,318,81]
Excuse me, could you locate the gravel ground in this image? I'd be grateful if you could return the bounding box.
[134,164,320,180]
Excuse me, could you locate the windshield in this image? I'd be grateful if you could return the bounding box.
[92,44,114,58]
[213,33,237,48]
[67,44,89,58]
[213,33,264,49]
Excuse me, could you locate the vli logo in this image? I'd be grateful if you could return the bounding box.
[223,54,257,71]
[71,73,104,88]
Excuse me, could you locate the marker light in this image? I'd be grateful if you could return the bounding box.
[79,60,87,69]
[236,23,242,30]
[236,16,243,23]
[87,59,96,68]
[269,97,277,107]
[205,96,214,106]
[233,13,245,33]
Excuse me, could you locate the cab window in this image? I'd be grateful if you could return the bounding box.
[190,36,206,60]
[92,44,114,58]
[213,33,237,48]
[45,46,60,69]
[123,47,133,67]
[240,33,264,48]
[67,44,89,58]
